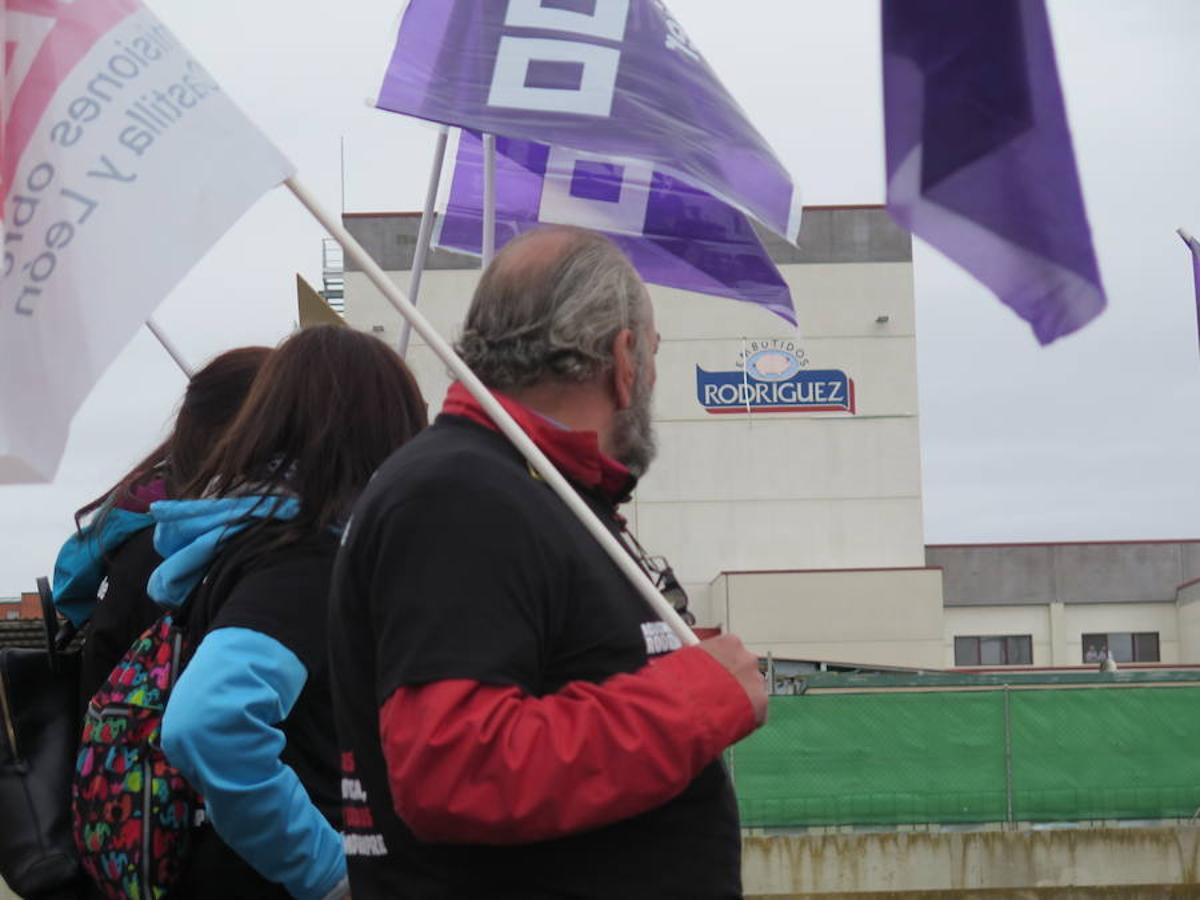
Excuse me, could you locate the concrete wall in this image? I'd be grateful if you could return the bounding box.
[715,569,944,668]
[13,828,1195,900]
[742,826,1200,898]
[343,208,929,629]
[931,542,1200,608]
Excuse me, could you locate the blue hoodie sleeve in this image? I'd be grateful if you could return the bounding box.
[161,627,347,900]
[52,510,153,627]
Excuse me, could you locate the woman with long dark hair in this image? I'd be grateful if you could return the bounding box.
[148,326,427,899]
[52,346,271,701]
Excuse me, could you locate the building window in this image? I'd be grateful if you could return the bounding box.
[954,635,1033,666]
[1082,632,1160,664]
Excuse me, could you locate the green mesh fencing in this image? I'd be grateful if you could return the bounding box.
[730,685,1200,828]
[1010,688,1200,822]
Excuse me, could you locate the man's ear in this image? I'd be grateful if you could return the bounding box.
[611,327,638,411]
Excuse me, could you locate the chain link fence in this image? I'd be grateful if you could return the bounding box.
[729,681,1200,828]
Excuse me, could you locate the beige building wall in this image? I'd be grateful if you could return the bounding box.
[637,261,923,623]
[1177,582,1200,662]
[1063,601,1180,665]
[943,600,1184,668]
[343,268,477,411]
[942,604,1052,667]
[714,569,944,668]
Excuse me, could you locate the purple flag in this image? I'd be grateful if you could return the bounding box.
[1181,229,1200,351]
[883,0,1106,344]
[435,131,795,323]
[377,0,801,244]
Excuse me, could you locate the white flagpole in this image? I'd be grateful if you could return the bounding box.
[482,133,497,267]
[740,337,752,419]
[146,317,194,378]
[340,136,347,215]
[397,125,450,359]
[284,176,698,647]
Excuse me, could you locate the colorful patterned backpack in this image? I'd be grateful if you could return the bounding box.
[71,612,202,899]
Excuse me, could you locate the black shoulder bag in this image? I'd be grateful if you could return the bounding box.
[0,577,83,896]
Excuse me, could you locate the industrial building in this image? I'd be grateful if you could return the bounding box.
[933,539,1200,668]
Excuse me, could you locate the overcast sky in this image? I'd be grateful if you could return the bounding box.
[2,0,1199,595]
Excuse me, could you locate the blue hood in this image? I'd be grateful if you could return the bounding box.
[52,508,154,627]
[149,496,299,607]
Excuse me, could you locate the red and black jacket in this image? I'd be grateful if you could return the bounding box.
[329,384,755,899]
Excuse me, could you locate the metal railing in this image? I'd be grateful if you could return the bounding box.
[321,238,345,313]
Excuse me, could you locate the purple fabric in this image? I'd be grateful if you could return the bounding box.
[1193,243,1200,311]
[377,0,801,243]
[122,478,168,513]
[1182,231,1200,352]
[524,59,586,91]
[571,160,623,202]
[883,0,1106,344]
[436,131,795,323]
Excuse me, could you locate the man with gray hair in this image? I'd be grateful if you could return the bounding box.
[329,227,768,899]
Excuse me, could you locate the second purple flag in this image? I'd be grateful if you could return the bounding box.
[435,132,795,323]
[377,0,802,245]
[883,0,1106,344]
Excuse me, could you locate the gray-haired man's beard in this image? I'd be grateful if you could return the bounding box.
[612,368,657,478]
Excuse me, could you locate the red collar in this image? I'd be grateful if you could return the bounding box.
[442,382,636,505]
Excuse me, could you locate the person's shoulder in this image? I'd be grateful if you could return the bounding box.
[366,416,538,507]
[106,523,160,573]
[344,417,563,557]
[111,523,158,558]
[204,536,338,663]
[222,534,337,600]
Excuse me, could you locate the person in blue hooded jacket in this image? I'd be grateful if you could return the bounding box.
[152,325,427,900]
[52,346,271,707]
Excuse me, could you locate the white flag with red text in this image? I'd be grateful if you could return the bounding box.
[1,0,293,482]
